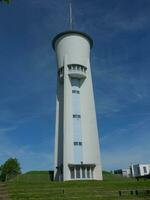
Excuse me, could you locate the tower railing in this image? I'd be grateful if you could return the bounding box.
[58,64,87,80]
[68,64,87,79]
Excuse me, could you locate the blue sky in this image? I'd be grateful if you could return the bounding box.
[0,0,150,172]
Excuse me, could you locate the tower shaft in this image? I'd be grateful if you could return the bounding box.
[53,31,103,181]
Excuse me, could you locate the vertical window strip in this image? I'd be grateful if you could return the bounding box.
[71,78,83,164]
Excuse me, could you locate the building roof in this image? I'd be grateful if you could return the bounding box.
[52,30,93,50]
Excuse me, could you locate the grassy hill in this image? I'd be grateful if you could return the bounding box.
[7,171,150,200]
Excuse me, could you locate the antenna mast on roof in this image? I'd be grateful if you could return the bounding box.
[69,0,73,29]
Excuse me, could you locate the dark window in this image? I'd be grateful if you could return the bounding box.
[91,168,94,178]
[137,166,140,175]
[87,167,90,178]
[73,114,81,118]
[82,168,85,178]
[76,167,80,178]
[70,168,75,179]
[68,64,87,72]
[74,142,82,146]
[72,90,80,94]
[84,66,87,72]
[143,166,147,173]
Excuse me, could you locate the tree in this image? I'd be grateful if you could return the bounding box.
[0,165,5,182]
[0,0,11,3]
[0,164,3,178]
[0,158,21,182]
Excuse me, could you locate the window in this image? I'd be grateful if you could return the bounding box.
[87,167,90,178]
[82,168,85,178]
[137,166,140,175]
[91,168,94,178]
[68,64,87,73]
[70,168,75,179]
[73,114,81,118]
[143,166,147,173]
[76,167,80,178]
[72,90,80,94]
[73,142,82,146]
[69,165,94,180]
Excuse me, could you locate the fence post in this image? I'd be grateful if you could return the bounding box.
[146,190,150,195]
[130,190,133,195]
[62,189,65,194]
[119,191,122,196]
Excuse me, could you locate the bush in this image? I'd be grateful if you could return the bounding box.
[0,0,11,3]
[0,158,21,182]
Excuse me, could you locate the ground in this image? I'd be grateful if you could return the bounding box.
[5,171,150,200]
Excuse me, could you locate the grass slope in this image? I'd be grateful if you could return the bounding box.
[7,171,150,200]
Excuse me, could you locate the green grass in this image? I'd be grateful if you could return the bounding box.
[7,171,150,200]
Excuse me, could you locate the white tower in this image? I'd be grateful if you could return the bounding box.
[52,30,103,181]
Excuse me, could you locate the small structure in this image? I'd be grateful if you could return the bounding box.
[130,164,150,178]
[114,163,150,178]
[114,168,130,177]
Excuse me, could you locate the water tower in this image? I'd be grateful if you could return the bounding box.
[52,2,102,181]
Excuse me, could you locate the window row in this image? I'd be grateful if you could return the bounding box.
[70,166,94,179]
[58,65,87,76]
[68,64,87,73]
[73,114,81,118]
[72,90,80,94]
[74,142,82,146]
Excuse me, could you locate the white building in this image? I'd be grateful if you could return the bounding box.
[114,168,130,177]
[130,164,150,177]
[52,30,103,181]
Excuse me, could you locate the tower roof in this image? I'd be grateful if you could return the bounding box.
[52,30,93,50]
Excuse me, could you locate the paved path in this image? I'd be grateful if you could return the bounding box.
[0,182,11,200]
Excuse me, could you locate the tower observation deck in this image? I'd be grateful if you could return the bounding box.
[52,30,103,181]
